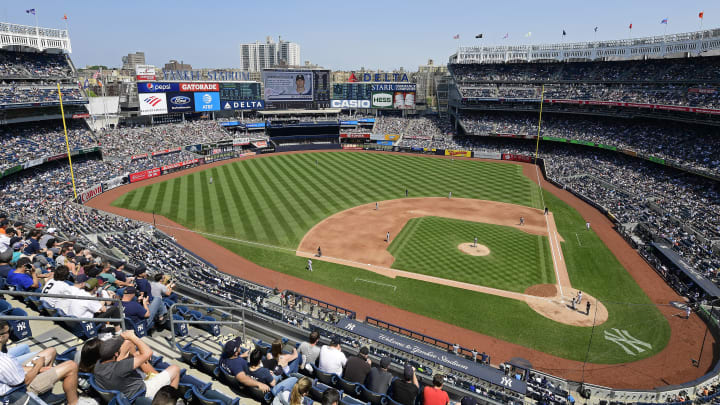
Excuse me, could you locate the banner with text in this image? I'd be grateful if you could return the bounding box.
[129,167,161,183]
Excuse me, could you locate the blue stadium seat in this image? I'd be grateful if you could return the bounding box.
[89,375,146,404]
[56,308,99,340]
[124,317,147,338]
[315,368,338,386]
[191,386,240,405]
[0,299,12,315]
[341,394,369,405]
[6,308,31,341]
[335,376,361,398]
[359,385,387,405]
[172,314,189,336]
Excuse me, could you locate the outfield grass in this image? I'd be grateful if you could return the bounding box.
[388,216,554,292]
[112,152,541,248]
[112,152,670,363]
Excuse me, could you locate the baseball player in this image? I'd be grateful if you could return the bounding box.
[405,189,408,197]
[686,305,691,319]
[576,291,583,305]
[586,221,591,230]
[520,217,525,226]
[473,237,478,247]
[586,301,591,315]
[386,231,390,243]
[317,246,322,257]
[375,202,379,210]
[209,176,213,184]
[544,207,549,215]
[448,191,452,199]
[307,258,313,272]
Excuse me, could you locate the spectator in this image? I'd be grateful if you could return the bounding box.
[273,376,312,405]
[343,346,371,384]
[321,388,340,405]
[366,356,393,394]
[298,331,321,372]
[121,286,164,329]
[134,266,152,297]
[39,265,75,309]
[248,348,298,395]
[264,339,298,376]
[23,229,42,255]
[94,331,181,399]
[150,273,175,300]
[0,249,13,278]
[390,365,420,405]
[7,257,39,291]
[65,275,122,323]
[422,374,449,405]
[77,337,102,374]
[318,337,346,376]
[152,385,182,405]
[0,342,79,405]
[0,320,37,366]
[219,337,269,393]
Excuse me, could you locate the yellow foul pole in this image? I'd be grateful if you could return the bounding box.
[534,84,545,159]
[57,83,78,200]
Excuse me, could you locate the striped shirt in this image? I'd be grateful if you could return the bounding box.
[0,352,25,395]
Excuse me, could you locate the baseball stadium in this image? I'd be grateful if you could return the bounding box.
[0,7,720,405]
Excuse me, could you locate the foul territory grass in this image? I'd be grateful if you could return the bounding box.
[112,152,669,363]
[388,216,554,292]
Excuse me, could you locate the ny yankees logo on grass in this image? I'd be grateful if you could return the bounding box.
[603,328,652,355]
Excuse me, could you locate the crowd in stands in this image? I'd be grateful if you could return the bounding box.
[458,111,720,177]
[0,51,74,79]
[0,85,84,105]
[0,122,97,171]
[450,56,720,109]
[99,121,232,157]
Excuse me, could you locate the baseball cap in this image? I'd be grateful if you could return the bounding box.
[35,223,46,229]
[380,357,391,369]
[46,228,56,234]
[12,242,23,251]
[13,222,22,228]
[222,337,242,358]
[75,274,90,283]
[296,74,304,80]
[124,286,137,295]
[0,219,8,227]
[84,278,99,291]
[403,364,414,381]
[99,336,124,361]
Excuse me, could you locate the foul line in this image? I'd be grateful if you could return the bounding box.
[354,278,397,291]
[575,232,583,247]
[534,164,564,297]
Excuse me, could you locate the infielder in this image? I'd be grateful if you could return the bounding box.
[375,202,379,210]
[448,191,452,199]
[307,258,313,272]
[386,231,390,243]
[520,217,525,226]
[317,246,322,257]
[576,291,582,305]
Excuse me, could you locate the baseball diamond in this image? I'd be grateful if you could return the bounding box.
[110,151,670,366]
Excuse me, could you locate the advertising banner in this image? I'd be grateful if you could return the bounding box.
[129,167,161,183]
[384,134,400,141]
[194,92,220,112]
[166,93,195,113]
[47,153,68,162]
[370,83,417,92]
[393,92,415,109]
[445,150,471,157]
[340,133,370,139]
[245,123,266,129]
[252,141,268,148]
[137,82,180,93]
[358,118,375,123]
[263,71,313,101]
[161,159,199,172]
[79,184,103,203]
[130,154,148,161]
[340,120,358,125]
[219,82,261,100]
[71,113,90,119]
[335,319,526,394]
[22,158,45,169]
[341,144,364,150]
[501,154,533,163]
[474,151,502,160]
[151,148,181,157]
[371,92,393,109]
[331,99,371,108]
[135,65,156,81]
[233,138,250,145]
[376,140,393,146]
[180,83,219,92]
[220,100,265,110]
[220,121,241,127]
[139,93,168,115]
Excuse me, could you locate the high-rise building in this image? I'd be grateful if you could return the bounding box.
[239,37,300,72]
[164,60,192,71]
[121,52,145,70]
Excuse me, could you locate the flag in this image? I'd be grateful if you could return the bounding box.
[524,32,532,37]
[503,33,509,39]
[699,12,704,19]
[25,9,36,15]
[594,26,598,32]
[562,30,566,36]
[453,34,459,39]
[629,23,633,29]
[475,33,483,38]
[661,18,668,24]
[92,72,98,79]
[63,14,67,20]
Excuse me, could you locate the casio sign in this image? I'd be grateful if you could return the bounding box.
[331,100,371,108]
[170,96,190,105]
[372,93,392,108]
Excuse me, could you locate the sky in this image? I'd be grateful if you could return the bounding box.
[4,1,720,71]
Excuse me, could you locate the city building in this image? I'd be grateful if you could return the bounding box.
[164,59,192,71]
[239,36,300,72]
[416,59,449,111]
[121,51,145,70]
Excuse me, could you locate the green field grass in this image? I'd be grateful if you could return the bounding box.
[112,151,670,363]
[388,216,554,292]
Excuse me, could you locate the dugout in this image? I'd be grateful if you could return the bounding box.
[651,242,720,300]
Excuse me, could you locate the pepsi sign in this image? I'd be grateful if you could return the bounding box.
[137,82,180,93]
[193,92,220,112]
[166,92,195,113]
[221,100,265,110]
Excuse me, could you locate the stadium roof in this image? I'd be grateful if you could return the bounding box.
[450,28,720,64]
[258,109,341,116]
[0,22,71,53]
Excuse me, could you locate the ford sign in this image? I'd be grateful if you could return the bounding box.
[170,96,190,105]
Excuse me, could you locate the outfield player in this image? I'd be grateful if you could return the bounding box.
[586,221,591,230]
[520,217,524,226]
[209,177,213,184]
[307,258,313,272]
[405,189,408,197]
[448,191,452,199]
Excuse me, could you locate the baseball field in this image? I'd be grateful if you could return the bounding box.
[110,151,670,364]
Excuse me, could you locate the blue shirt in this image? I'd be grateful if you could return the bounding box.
[23,239,40,255]
[7,269,33,290]
[136,278,151,298]
[248,366,274,384]
[0,265,13,279]
[121,300,147,324]
[220,356,249,377]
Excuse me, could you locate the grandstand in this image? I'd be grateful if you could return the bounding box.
[3,18,720,405]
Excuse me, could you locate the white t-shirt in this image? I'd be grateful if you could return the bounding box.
[318,345,346,375]
[40,279,76,309]
[150,281,168,298]
[0,234,10,253]
[64,286,103,318]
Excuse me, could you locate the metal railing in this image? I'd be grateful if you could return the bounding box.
[0,289,125,327]
[168,302,247,350]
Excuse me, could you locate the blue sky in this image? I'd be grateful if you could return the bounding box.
[4,1,720,70]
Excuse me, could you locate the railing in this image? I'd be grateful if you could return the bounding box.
[0,289,125,326]
[168,302,247,350]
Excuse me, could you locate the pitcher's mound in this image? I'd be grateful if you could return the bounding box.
[458,243,490,256]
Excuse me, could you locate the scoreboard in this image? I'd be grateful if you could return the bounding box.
[219,83,261,100]
[332,83,373,101]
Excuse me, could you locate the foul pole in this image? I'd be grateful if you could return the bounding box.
[57,83,78,200]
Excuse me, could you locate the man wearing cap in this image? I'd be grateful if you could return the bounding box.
[10,242,24,266]
[134,266,152,298]
[318,337,346,376]
[23,230,43,256]
[122,286,164,329]
[343,346,371,384]
[0,249,14,278]
[422,374,449,405]
[94,331,181,399]
[390,364,419,405]
[99,261,133,291]
[219,337,270,393]
[366,357,393,394]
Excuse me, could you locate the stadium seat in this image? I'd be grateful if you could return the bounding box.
[359,385,387,405]
[335,376,361,398]
[200,315,221,336]
[197,354,219,376]
[178,374,212,399]
[309,382,334,402]
[56,347,77,363]
[124,317,147,338]
[341,394,369,405]
[56,308,99,340]
[191,386,241,405]
[0,299,12,315]
[315,368,338,386]
[89,374,146,403]
[172,314,189,336]
[215,365,269,403]
[7,308,32,340]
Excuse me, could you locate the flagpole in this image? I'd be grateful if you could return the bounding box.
[57,83,78,200]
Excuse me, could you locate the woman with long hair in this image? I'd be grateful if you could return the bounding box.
[264,339,298,375]
[248,348,297,395]
[78,337,102,373]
